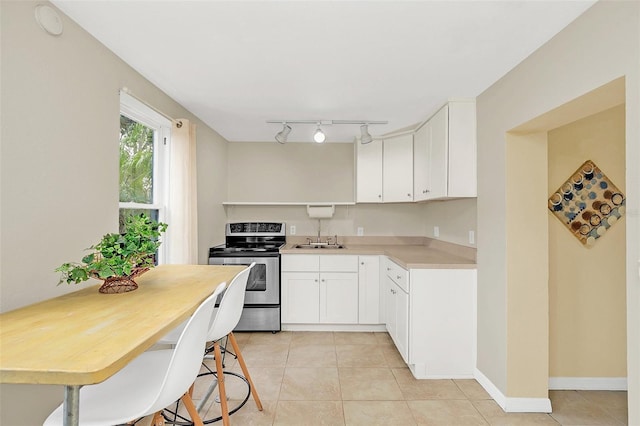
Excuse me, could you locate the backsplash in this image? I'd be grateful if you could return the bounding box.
[224,198,477,248]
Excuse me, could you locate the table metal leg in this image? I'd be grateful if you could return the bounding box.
[63,385,81,426]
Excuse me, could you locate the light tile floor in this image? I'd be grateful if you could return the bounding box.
[142,331,629,426]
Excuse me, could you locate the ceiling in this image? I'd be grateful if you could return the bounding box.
[52,1,596,143]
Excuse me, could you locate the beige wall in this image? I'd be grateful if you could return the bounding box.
[548,105,627,378]
[0,1,228,424]
[226,142,354,203]
[476,0,639,417]
[226,142,478,244]
[505,131,549,397]
[422,198,477,248]
[225,203,429,238]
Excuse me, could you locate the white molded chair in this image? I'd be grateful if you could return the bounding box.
[207,263,263,426]
[43,282,228,426]
[158,264,263,426]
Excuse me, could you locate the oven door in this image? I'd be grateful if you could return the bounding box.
[208,256,279,305]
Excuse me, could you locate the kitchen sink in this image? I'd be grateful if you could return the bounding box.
[293,244,347,249]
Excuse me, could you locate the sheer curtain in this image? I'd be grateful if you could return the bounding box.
[167,119,198,264]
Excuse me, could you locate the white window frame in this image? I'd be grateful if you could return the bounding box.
[119,92,171,264]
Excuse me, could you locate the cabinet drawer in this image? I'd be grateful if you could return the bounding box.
[385,258,409,293]
[281,255,319,272]
[320,255,358,272]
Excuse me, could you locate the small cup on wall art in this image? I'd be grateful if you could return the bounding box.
[548,160,625,247]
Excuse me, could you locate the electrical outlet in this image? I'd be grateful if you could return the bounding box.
[357,227,364,236]
[433,226,440,238]
[290,225,296,235]
[469,230,475,245]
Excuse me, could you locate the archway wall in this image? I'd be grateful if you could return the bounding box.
[548,105,627,381]
[475,0,639,415]
[505,131,550,399]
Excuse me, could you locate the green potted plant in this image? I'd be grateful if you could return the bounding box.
[56,214,168,294]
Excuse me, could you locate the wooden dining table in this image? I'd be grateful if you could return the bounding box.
[0,264,245,426]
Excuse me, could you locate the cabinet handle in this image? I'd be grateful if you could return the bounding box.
[387,267,391,271]
[378,194,382,198]
[397,275,401,280]
[321,279,325,282]
[360,262,364,265]
[314,279,318,283]
[423,189,430,194]
[407,193,411,197]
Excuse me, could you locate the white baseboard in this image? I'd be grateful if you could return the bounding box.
[549,377,628,390]
[281,323,387,332]
[475,368,552,413]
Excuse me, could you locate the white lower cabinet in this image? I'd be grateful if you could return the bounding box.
[320,272,358,323]
[408,268,476,379]
[281,255,358,324]
[358,255,381,324]
[384,258,477,379]
[281,271,319,323]
[384,258,409,362]
[282,253,476,379]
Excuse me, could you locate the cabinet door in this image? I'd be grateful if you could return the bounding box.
[356,139,383,202]
[358,256,380,324]
[384,275,396,336]
[383,134,414,202]
[447,101,477,197]
[413,121,431,201]
[426,105,448,200]
[281,272,319,323]
[410,268,476,377]
[319,272,358,324]
[395,285,409,363]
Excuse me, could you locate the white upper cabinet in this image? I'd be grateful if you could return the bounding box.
[382,134,414,202]
[355,134,413,203]
[414,100,476,201]
[413,120,432,201]
[356,139,383,203]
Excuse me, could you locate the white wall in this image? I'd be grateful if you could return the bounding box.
[0,2,228,424]
[476,0,639,419]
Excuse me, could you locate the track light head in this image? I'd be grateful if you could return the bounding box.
[275,123,291,144]
[267,119,386,143]
[360,124,373,144]
[313,123,326,143]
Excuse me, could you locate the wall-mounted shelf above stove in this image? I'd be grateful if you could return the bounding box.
[222,201,356,206]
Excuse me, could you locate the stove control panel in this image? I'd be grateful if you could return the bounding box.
[227,222,285,235]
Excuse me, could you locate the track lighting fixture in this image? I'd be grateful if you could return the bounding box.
[360,124,373,144]
[275,123,291,144]
[313,123,326,143]
[267,119,387,143]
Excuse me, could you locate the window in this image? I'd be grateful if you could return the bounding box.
[119,92,171,263]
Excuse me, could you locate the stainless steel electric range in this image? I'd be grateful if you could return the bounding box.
[208,222,285,332]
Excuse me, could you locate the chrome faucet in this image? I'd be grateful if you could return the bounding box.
[316,219,322,243]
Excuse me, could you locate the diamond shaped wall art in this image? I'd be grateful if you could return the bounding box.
[548,160,625,246]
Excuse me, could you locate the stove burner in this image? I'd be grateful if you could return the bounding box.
[209,222,286,257]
